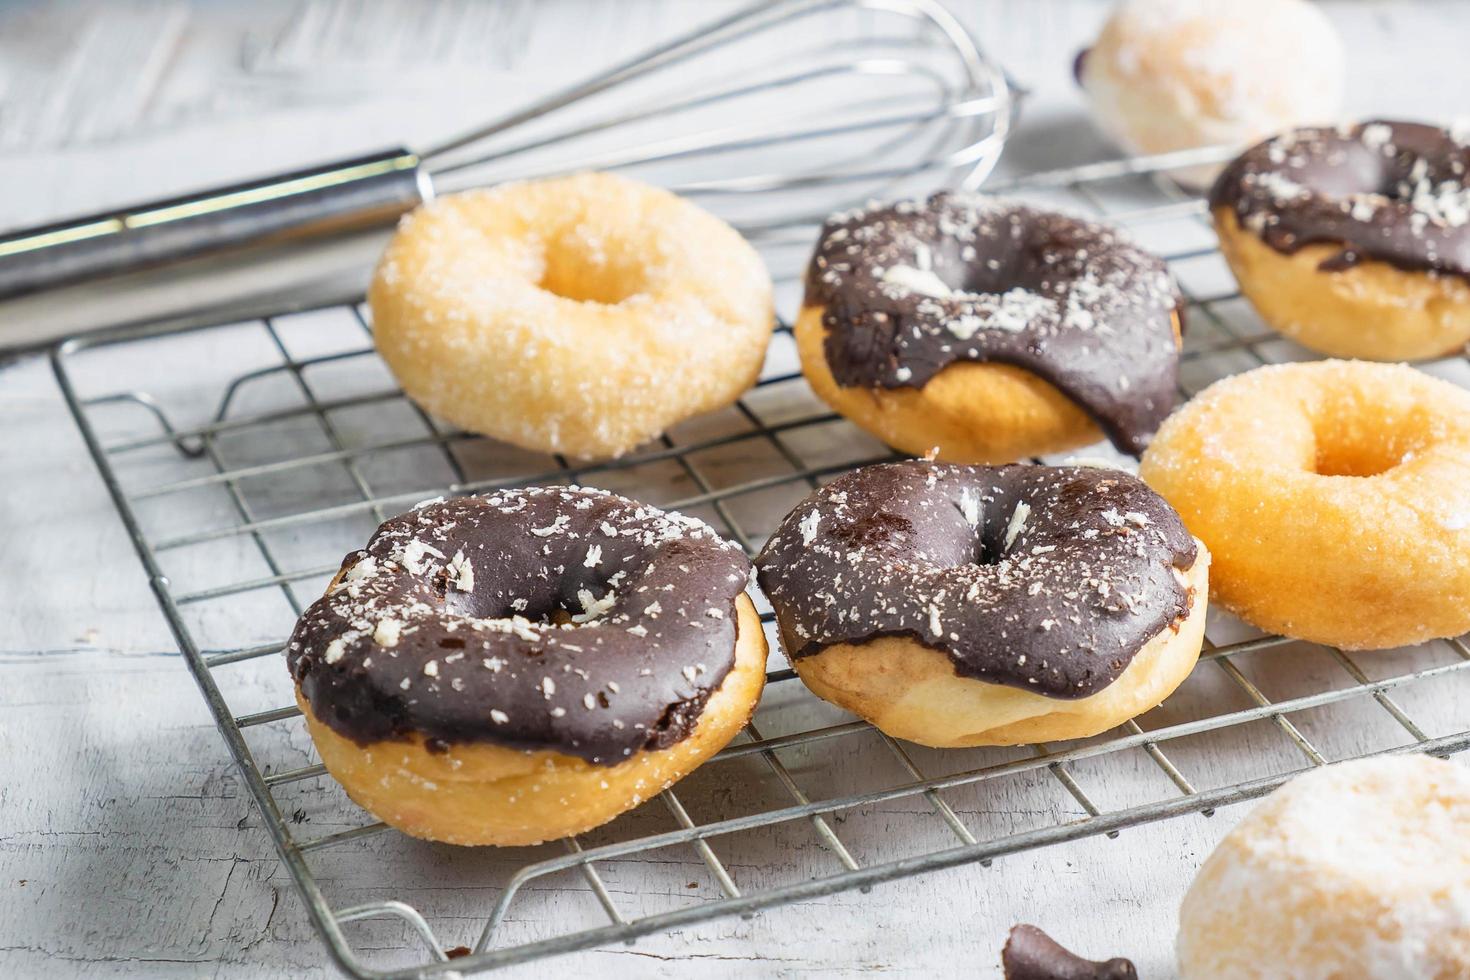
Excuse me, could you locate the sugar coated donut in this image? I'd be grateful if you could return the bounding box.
[797,194,1183,463]
[755,460,1208,747]
[287,487,767,846]
[1140,360,1470,650]
[369,172,774,459]
[1178,755,1470,979]
[1211,121,1470,360]
[1076,0,1344,187]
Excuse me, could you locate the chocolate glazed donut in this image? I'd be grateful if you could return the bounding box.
[755,460,1209,746]
[796,194,1183,463]
[287,487,768,846]
[1210,121,1470,360]
[1212,121,1470,278]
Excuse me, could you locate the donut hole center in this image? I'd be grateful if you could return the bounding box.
[1309,134,1453,208]
[1310,423,1420,478]
[940,232,1071,300]
[942,255,1024,299]
[537,231,650,305]
[970,535,1004,567]
[440,579,610,626]
[1314,444,1400,478]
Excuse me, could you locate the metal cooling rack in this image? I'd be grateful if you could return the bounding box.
[51,147,1470,978]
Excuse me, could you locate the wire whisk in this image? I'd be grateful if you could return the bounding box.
[0,0,1013,306]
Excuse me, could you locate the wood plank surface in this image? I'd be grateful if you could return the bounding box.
[2,2,1468,977]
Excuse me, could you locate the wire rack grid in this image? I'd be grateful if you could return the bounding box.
[50,148,1470,978]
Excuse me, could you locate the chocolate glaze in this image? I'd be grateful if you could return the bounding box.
[755,461,1197,699]
[1210,120,1470,279]
[1072,48,1090,86]
[1003,925,1137,980]
[287,488,752,765]
[805,194,1182,456]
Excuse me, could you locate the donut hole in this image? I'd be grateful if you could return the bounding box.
[831,508,992,570]
[946,250,1032,298]
[536,230,650,305]
[1309,417,1421,478]
[441,581,612,626]
[1273,125,1464,212]
[1313,441,1401,478]
[937,223,1094,305]
[1303,146,1391,201]
[971,533,1005,567]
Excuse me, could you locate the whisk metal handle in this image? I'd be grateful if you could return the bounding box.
[0,148,429,300]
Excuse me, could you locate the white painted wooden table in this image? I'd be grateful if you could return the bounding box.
[4,3,1469,977]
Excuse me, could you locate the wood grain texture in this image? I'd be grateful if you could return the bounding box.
[3,2,1470,978]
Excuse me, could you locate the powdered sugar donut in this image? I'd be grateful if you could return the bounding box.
[370,172,774,459]
[1076,0,1344,186]
[1178,755,1470,979]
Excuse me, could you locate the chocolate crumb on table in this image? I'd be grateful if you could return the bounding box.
[1002,924,1137,980]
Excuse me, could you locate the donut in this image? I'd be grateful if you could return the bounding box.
[286,487,767,846]
[1139,360,1470,650]
[797,194,1183,464]
[1177,755,1470,979]
[1003,925,1137,980]
[755,460,1209,747]
[1076,0,1344,187]
[369,172,774,459]
[1211,121,1470,360]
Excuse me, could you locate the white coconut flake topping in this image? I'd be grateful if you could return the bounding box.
[572,587,617,622]
[1405,177,1470,228]
[531,514,570,537]
[447,550,474,591]
[799,510,822,547]
[958,488,982,528]
[1360,122,1395,153]
[374,618,403,648]
[882,264,954,298]
[400,539,445,575]
[343,556,378,582]
[946,288,1052,340]
[1254,171,1312,203]
[1005,501,1032,550]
